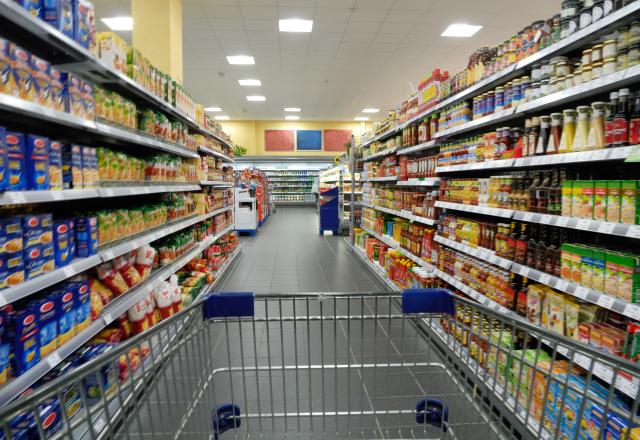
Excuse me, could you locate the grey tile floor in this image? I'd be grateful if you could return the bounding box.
[219,207,384,294]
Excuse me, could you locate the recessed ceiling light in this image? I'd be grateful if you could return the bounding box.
[354,117,369,121]
[362,108,380,113]
[284,107,301,112]
[101,16,133,31]
[441,23,483,38]
[204,107,222,112]
[285,115,300,120]
[215,115,230,120]
[247,95,266,102]
[238,79,261,86]
[279,19,313,33]
[226,55,255,65]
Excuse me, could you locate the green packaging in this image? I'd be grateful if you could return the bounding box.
[560,243,575,281]
[562,181,573,217]
[581,180,595,219]
[593,181,607,221]
[572,181,583,219]
[617,253,640,303]
[607,180,622,223]
[604,251,620,297]
[621,180,639,225]
[591,249,605,292]
[580,246,594,289]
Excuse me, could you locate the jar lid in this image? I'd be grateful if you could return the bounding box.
[577,105,591,110]
[520,75,530,80]
[603,39,617,44]
[582,65,592,70]
[592,61,603,67]
[603,57,616,62]
[592,43,603,49]
[583,48,593,54]
[550,112,563,117]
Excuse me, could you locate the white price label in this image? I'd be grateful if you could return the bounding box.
[576,219,592,230]
[624,304,640,321]
[47,352,62,368]
[103,314,113,325]
[540,215,552,224]
[591,149,610,161]
[103,189,115,197]
[574,286,590,299]
[610,147,631,159]
[539,273,551,285]
[62,266,75,277]
[625,226,640,239]
[555,217,570,227]
[573,352,591,367]
[11,193,26,204]
[522,212,534,222]
[598,223,616,234]
[51,191,64,201]
[597,295,616,309]
[556,280,569,291]
[562,153,575,163]
[593,363,614,382]
[94,418,106,434]
[0,295,6,307]
[519,267,530,277]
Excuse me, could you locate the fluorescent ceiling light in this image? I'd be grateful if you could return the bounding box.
[226,55,255,65]
[279,19,313,33]
[362,108,380,113]
[355,117,369,121]
[101,16,133,31]
[285,115,300,120]
[204,107,222,112]
[238,79,261,86]
[215,115,230,120]
[284,107,301,112]
[441,23,483,37]
[247,95,266,101]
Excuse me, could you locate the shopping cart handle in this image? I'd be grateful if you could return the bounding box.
[203,292,255,319]
[402,289,454,315]
[211,403,241,439]
[416,398,448,432]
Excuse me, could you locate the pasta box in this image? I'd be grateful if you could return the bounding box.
[44,0,74,38]
[53,220,72,266]
[24,245,46,280]
[6,131,26,191]
[0,126,7,191]
[75,215,97,256]
[62,144,83,189]
[22,213,52,249]
[30,54,51,108]
[34,296,58,357]
[72,280,91,333]
[9,306,40,375]
[49,67,67,113]
[0,38,10,96]
[54,286,76,346]
[26,134,50,190]
[66,74,83,118]
[9,43,34,102]
[49,140,62,190]
[16,0,43,18]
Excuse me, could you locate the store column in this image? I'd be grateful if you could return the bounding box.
[131,0,183,82]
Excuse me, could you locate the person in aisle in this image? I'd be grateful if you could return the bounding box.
[311,176,319,208]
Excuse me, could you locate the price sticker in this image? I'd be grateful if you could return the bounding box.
[94,418,106,434]
[597,295,616,309]
[540,214,552,224]
[574,286,589,299]
[555,217,570,227]
[593,362,614,382]
[519,266,530,277]
[576,219,592,230]
[103,313,113,325]
[11,193,27,204]
[51,191,64,201]
[47,352,62,368]
[625,226,640,239]
[539,273,551,285]
[624,304,640,320]
[611,147,631,160]
[595,222,616,234]
[103,189,115,197]
[522,212,534,222]
[555,280,569,291]
[591,149,610,161]
[573,352,591,367]
[563,153,576,163]
[63,266,75,277]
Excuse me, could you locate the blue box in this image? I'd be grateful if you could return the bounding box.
[73,0,92,49]
[34,296,58,357]
[62,144,83,189]
[10,306,40,375]
[49,67,67,113]
[53,220,71,266]
[67,218,76,258]
[72,280,90,332]
[49,139,62,190]
[0,126,8,191]
[54,287,76,346]
[6,132,26,190]
[44,0,74,38]
[26,134,50,190]
[30,54,51,108]
[16,0,42,18]
[75,216,97,256]
[22,213,52,249]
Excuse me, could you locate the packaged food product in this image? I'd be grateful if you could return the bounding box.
[16,0,42,18]
[30,54,51,108]
[561,181,572,217]
[79,344,117,405]
[604,252,620,297]
[9,43,34,101]
[55,286,76,346]
[26,134,50,190]
[62,144,83,189]
[114,255,142,288]
[35,296,57,357]
[621,180,639,225]
[98,32,128,74]
[48,139,62,190]
[75,216,98,257]
[22,213,53,249]
[73,280,91,332]
[90,278,113,306]
[10,306,40,375]
[66,74,83,118]
[580,246,594,289]
[134,245,155,278]
[49,67,67,113]
[153,282,173,319]
[127,297,149,335]
[6,131,26,190]
[96,262,129,295]
[43,0,74,38]
[618,253,639,302]
[73,0,93,49]
[593,181,607,221]
[0,343,9,385]
[607,180,622,223]
[89,284,104,321]
[0,38,10,95]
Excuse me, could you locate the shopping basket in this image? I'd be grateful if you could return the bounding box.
[1,290,640,440]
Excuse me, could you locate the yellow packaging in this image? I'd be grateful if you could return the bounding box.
[607,180,622,223]
[562,181,573,217]
[98,32,128,74]
[593,181,607,221]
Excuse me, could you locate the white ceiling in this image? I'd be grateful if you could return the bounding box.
[94,0,561,121]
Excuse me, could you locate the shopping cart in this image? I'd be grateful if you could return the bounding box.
[1,290,639,440]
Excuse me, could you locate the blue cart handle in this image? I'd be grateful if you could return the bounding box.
[402,289,455,315]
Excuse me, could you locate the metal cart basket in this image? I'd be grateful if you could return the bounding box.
[1,290,640,440]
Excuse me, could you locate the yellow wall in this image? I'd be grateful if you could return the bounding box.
[221,120,368,156]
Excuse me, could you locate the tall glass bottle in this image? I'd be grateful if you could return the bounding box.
[615,88,631,146]
[605,91,618,147]
[535,115,551,155]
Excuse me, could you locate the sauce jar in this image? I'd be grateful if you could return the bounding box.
[629,44,640,66]
[530,82,541,100]
[556,61,571,76]
[511,79,522,106]
[561,0,581,18]
[565,73,575,89]
[579,5,593,29]
[573,69,584,86]
[602,39,618,58]
[495,87,505,111]
[540,79,550,96]
[618,26,630,51]
[581,65,593,82]
[603,0,614,16]
[561,17,578,39]
[520,76,531,100]
[531,64,542,82]
[603,57,617,75]
[582,49,592,66]
[592,1,605,23]
[630,20,640,45]
[591,61,603,79]
[591,43,603,63]
[617,48,629,70]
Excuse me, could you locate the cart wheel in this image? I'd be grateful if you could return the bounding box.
[416,398,448,432]
[212,403,241,439]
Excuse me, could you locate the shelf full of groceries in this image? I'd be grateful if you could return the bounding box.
[349,1,640,438]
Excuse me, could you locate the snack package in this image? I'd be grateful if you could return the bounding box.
[134,245,155,279]
[113,255,142,288]
[170,274,182,313]
[89,284,104,321]
[96,262,129,296]
[153,282,173,320]
[43,0,74,38]
[127,297,149,335]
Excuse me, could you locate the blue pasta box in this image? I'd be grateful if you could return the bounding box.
[3,251,24,288]
[23,245,46,280]
[67,218,76,258]
[0,126,7,191]
[54,286,75,346]
[44,0,74,38]
[49,140,62,190]
[65,73,83,118]
[22,213,52,249]
[71,280,90,332]
[62,144,82,189]
[9,44,34,102]
[0,343,9,386]
[0,38,10,96]
[5,132,26,191]
[73,0,92,49]
[9,306,40,375]
[41,360,82,419]
[0,306,8,341]
[76,216,97,256]
[34,296,57,357]
[26,134,50,190]
[10,398,63,439]
[2,216,23,255]
[79,344,117,405]
[30,54,51,108]
[42,243,54,273]
[49,67,67,113]
[16,0,42,18]
[53,220,71,266]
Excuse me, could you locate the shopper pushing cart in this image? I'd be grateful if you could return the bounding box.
[1,290,640,439]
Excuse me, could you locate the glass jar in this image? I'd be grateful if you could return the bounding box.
[591,43,603,63]
[603,0,614,16]
[520,76,531,100]
[541,62,553,80]
[630,20,640,45]
[531,64,542,81]
[495,87,505,111]
[592,1,605,23]
[582,65,593,82]
[618,26,630,51]
[580,5,593,28]
[587,101,606,150]
[603,57,617,75]
[531,82,541,100]
[540,79,550,96]
[556,61,571,77]
[561,17,578,39]
[603,39,618,58]
[591,61,603,78]
[559,109,577,153]
[552,14,562,42]
[565,73,575,89]
[617,48,629,70]
[511,79,522,107]
[582,49,592,65]
[549,77,560,94]
[629,43,640,66]
[574,105,592,151]
[561,0,581,18]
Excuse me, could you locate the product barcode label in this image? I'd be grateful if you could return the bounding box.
[47,352,62,368]
[625,304,640,321]
[519,267,530,277]
[63,266,76,277]
[610,147,631,159]
[574,286,589,299]
[625,226,640,239]
[11,193,26,204]
[522,213,533,222]
[555,280,569,291]
[51,191,64,201]
[540,215,552,224]
[591,149,610,161]
[103,314,113,325]
[598,223,616,234]
[596,295,615,309]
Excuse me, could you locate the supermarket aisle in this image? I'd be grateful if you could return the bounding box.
[219,207,383,293]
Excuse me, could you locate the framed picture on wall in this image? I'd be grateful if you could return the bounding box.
[296,130,322,150]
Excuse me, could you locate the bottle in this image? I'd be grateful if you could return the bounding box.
[537,171,552,213]
[605,91,618,147]
[522,119,532,156]
[526,224,539,269]
[587,102,606,150]
[559,109,577,153]
[528,172,542,213]
[528,117,540,157]
[519,175,532,212]
[573,106,591,151]
[535,115,551,155]
[548,113,563,155]
[506,222,517,260]
[535,226,548,272]
[614,88,631,146]
[631,91,640,145]
[514,223,528,264]
[516,276,529,317]
[544,227,558,275]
